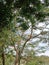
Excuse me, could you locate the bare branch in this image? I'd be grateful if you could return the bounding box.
[20,26,33,54]
[20,27,48,54]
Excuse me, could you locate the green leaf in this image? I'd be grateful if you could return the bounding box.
[20,22,29,30]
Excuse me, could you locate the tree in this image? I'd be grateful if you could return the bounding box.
[0,0,49,65]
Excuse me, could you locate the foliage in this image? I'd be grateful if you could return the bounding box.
[0,0,49,31]
[0,0,49,65]
[26,56,49,65]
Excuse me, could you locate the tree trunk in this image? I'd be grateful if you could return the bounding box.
[2,50,5,65]
[15,50,21,65]
[18,50,21,65]
[15,54,18,65]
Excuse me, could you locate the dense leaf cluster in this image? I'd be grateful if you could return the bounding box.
[0,0,49,30]
[0,0,13,30]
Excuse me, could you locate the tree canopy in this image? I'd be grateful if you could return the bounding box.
[0,0,49,31]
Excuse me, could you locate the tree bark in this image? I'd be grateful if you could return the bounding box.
[2,50,5,65]
[15,53,18,65]
[18,50,21,65]
[15,49,21,65]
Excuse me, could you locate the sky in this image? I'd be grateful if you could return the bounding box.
[37,50,49,56]
[34,22,49,56]
[26,21,49,56]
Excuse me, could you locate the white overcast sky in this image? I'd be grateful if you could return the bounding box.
[35,22,49,56]
[25,21,49,56]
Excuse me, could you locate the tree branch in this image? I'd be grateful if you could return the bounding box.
[20,28,46,54]
[20,26,33,54]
